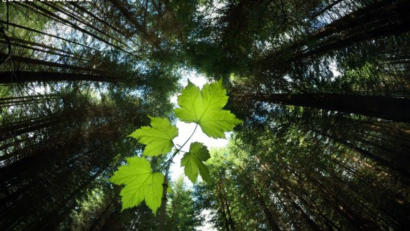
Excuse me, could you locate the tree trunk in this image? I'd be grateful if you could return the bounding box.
[157,163,170,231]
[250,183,281,231]
[0,54,98,73]
[13,2,134,57]
[0,20,98,51]
[220,183,236,231]
[0,71,123,83]
[261,0,410,65]
[318,130,410,179]
[216,180,232,231]
[69,2,134,38]
[107,0,160,48]
[246,93,410,123]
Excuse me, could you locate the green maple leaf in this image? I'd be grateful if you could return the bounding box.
[128,116,178,156]
[174,80,242,138]
[110,156,164,214]
[181,142,211,183]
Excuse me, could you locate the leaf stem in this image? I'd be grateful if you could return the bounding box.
[159,124,198,169]
[174,124,198,156]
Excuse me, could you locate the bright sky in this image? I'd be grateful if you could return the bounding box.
[169,70,225,231]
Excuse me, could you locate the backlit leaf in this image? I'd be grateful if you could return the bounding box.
[128,116,178,156]
[110,156,164,214]
[181,142,211,183]
[174,80,242,138]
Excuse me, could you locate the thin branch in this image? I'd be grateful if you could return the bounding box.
[159,124,198,170]
[157,123,199,231]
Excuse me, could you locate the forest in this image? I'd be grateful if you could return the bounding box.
[0,0,409,230]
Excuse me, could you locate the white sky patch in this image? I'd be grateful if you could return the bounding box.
[198,1,227,22]
[197,209,216,231]
[329,59,342,80]
[34,85,48,94]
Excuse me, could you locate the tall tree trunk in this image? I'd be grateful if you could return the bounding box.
[249,181,281,231]
[260,0,410,65]
[0,54,99,73]
[245,93,410,123]
[34,168,105,230]
[107,0,160,48]
[216,180,232,231]
[218,180,236,231]
[0,20,98,51]
[12,2,135,57]
[69,2,134,38]
[318,130,410,180]
[0,115,63,142]
[157,163,170,231]
[307,0,344,22]
[0,71,124,83]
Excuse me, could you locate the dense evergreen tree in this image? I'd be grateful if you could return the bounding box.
[1,0,409,230]
[197,129,410,230]
[166,176,203,230]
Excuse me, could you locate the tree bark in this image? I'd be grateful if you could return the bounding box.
[218,180,236,231]
[0,20,98,51]
[69,2,134,38]
[246,93,410,123]
[252,186,281,231]
[107,0,160,48]
[13,2,134,57]
[261,0,410,65]
[216,180,232,231]
[0,54,98,73]
[0,71,123,83]
[157,163,170,231]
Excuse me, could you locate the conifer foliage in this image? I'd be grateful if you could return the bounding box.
[1,0,410,230]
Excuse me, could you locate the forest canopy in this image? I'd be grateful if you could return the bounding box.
[1,0,410,230]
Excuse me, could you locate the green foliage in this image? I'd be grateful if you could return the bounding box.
[166,176,204,230]
[71,188,108,231]
[175,80,242,138]
[128,117,179,156]
[110,156,164,214]
[4,1,410,230]
[111,80,241,217]
[181,142,211,183]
